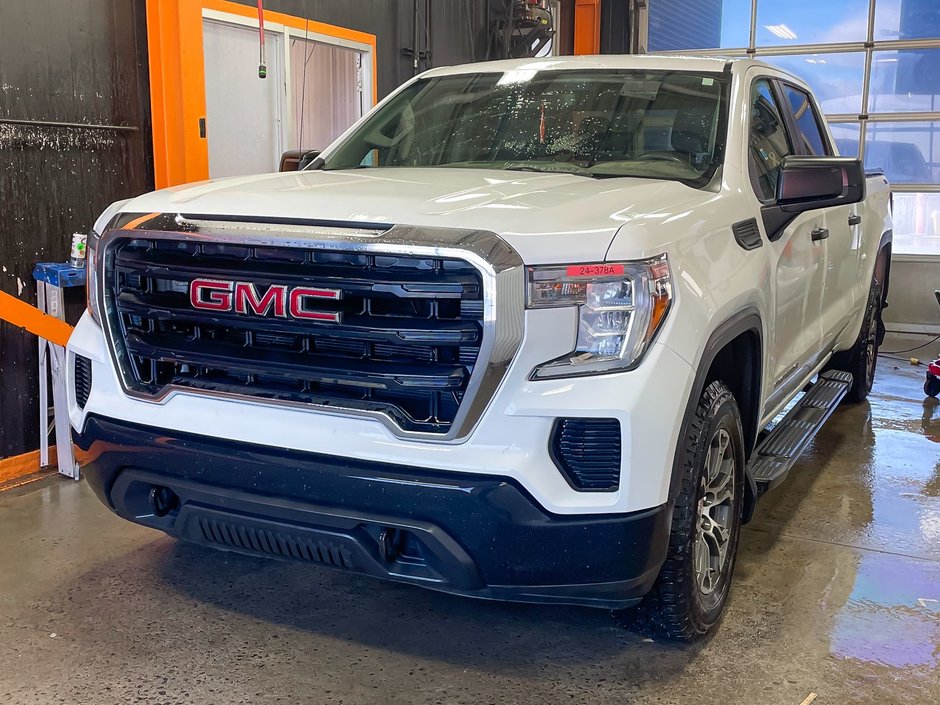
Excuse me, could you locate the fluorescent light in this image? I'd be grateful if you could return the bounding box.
[765,24,798,40]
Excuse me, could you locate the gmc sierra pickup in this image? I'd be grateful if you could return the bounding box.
[69,56,892,640]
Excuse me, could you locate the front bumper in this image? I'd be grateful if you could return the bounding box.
[74,415,672,609]
[68,310,695,515]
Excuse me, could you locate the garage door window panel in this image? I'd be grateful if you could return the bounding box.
[761,53,865,115]
[890,192,940,255]
[755,0,870,46]
[869,48,940,114]
[864,121,940,184]
[830,122,862,157]
[874,0,940,42]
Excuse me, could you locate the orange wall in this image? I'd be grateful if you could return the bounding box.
[146,0,377,188]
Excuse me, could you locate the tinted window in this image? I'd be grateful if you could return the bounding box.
[748,79,792,200]
[783,85,830,155]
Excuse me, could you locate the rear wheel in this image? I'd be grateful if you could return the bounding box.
[829,266,885,403]
[623,380,745,641]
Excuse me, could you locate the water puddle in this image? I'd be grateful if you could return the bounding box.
[830,554,940,669]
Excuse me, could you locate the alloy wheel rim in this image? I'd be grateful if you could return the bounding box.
[695,428,735,597]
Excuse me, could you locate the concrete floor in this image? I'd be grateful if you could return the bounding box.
[0,358,938,705]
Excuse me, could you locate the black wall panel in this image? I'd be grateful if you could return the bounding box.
[229,0,489,99]
[601,0,631,55]
[0,0,154,459]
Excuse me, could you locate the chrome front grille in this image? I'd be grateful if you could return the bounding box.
[99,216,525,440]
[105,236,486,435]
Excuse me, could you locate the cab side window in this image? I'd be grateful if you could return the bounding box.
[782,85,830,156]
[748,79,791,201]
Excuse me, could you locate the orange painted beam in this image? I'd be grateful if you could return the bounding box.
[0,291,73,347]
[146,0,183,189]
[0,448,57,490]
[573,0,601,55]
[0,299,73,486]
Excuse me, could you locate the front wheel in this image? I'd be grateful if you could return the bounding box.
[623,380,745,640]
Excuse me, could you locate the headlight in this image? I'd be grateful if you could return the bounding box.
[527,255,672,378]
[86,227,101,322]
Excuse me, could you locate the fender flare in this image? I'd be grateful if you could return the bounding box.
[849,229,892,347]
[668,307,763,522]
[877,229,892,311]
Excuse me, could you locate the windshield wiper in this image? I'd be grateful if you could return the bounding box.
[501,163,596,177]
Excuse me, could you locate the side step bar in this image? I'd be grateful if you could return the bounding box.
[749,370,853,494]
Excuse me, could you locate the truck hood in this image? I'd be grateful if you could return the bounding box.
[123,168,706,264]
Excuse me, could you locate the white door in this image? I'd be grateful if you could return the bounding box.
[203,19,284,178]
[747,78,826,407]
[769,212,828,392]
[820,203,861,344]
[779,82,862,347]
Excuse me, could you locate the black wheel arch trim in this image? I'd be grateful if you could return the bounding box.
[668,307,763,523]
[877,229,892,310]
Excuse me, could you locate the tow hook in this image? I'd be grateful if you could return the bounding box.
[378,527,404,563]
[148,486,179,517]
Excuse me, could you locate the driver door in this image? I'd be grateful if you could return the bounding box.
[747,77,827,410]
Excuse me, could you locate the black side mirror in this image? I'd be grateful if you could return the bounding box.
[298,150,322,170]
[279,149,322,172]
[762,156,866,239]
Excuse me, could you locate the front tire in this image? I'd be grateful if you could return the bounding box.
[625,380,745,641]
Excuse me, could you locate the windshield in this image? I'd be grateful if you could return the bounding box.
[322,68,729,185]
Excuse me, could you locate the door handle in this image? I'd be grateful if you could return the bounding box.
[848,214,862,226]
[811,227,829,241]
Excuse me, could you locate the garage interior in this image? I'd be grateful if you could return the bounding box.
[0,1,939,703]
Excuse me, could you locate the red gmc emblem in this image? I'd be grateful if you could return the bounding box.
[189,279,342,322]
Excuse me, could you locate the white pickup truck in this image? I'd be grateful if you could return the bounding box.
[69,56,892,639]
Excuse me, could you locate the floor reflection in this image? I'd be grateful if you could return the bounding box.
[828,361,940,670]
[830,555,939,669]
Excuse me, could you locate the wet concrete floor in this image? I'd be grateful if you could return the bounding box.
[0,358,938,704]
